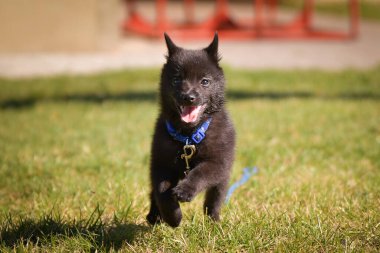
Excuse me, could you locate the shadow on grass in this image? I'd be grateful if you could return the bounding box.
[0,91,157,109]
[227,90,380,100]
[1,90,380,110]
[0,206,149,251]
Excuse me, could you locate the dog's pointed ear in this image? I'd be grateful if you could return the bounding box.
[205,32,220,62]
[164,33,179,57]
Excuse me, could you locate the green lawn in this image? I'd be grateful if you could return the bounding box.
[0,67,379,252]
[282,0,380,21]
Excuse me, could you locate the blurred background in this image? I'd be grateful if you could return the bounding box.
[0,0,379,77]
[1,1,380,251]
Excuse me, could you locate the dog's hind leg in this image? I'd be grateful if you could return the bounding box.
[203,180,229,221]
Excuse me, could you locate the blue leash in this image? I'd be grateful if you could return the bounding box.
[225,167,258,203]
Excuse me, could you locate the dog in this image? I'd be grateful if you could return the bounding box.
[146,33,235,227]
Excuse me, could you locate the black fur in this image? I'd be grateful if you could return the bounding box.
[147,33,235,227]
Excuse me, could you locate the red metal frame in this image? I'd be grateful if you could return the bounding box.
[121,0,359,40]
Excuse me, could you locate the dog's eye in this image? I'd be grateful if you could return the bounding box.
[172,77,182,86]
[201,78,210,87]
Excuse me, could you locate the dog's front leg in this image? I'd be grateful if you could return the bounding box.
[172,161,228,203]
[152,175,183,227]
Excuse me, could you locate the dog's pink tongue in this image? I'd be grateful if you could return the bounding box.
[181,106,201,123]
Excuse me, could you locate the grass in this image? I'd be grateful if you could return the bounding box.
[0,66,379,252]
[282,0,380,21]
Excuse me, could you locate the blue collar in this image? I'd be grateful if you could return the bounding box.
[165,118,212,145]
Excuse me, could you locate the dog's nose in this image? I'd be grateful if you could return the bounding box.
[186,94,196,102]
[183,93,196,103]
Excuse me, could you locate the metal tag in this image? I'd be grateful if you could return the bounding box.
[180,144,196,173]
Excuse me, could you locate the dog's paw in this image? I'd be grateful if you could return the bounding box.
[146,210,161,225]
[172,183,196,202]
[146,211,161,225]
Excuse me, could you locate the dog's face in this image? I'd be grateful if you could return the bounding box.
[160,33,225,127]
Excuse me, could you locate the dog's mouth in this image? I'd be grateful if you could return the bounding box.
[179,105,205,123]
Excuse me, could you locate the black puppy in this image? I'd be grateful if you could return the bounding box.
[147,33,235,227]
